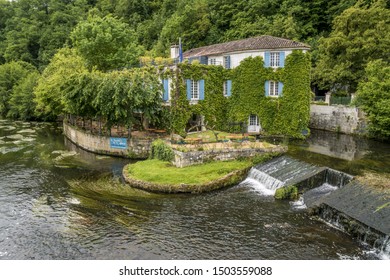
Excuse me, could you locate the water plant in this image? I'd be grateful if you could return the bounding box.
[274,185,299,200]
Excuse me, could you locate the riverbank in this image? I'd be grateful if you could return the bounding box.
[123,151,283,193]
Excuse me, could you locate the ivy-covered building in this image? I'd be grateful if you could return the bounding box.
[161,35,312,138]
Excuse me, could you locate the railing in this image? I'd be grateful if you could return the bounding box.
[330,96,351,105]
[313,96,326,102]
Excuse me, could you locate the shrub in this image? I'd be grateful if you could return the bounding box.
[150,139,175,162]
[274,185,298,200]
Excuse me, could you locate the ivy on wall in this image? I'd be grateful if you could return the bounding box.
[161,50,311,138]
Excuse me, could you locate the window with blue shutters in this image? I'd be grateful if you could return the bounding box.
[265,80,283,97]
[265,51,285,68]
[186,79,205,100]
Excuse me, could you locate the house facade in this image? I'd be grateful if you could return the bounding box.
[162,36,311,137]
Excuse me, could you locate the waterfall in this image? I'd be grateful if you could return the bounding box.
[240,167,285,195]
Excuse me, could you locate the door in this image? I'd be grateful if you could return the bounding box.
[248,115,261,133]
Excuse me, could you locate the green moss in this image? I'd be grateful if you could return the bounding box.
[274,185,299,200]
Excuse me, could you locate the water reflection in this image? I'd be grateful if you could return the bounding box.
[287,129,390,175]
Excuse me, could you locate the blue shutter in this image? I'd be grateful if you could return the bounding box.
[264,52,270,67]
[278,82,284,96]
[227,80,232,96]
[199,80,205,100]
[186,79,192,100]
[225,56,231,69]
[163,79,169,101]
[279,52,285,67]
[265,81,269,96]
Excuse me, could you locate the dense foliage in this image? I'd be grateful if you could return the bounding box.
[355,60,390,141]
[313,0,390,93]
[70,13,144,71]
[150,139,175,162]
[0,0,388,140]
[165,51,311,138]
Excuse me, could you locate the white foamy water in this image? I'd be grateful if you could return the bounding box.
[290,196,307,210]
[240,178,276,196]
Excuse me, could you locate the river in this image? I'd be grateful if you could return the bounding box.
[0,120,388,259]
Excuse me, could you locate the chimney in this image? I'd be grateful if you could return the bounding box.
[170,45,179,59]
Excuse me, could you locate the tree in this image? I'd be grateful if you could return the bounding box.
[154,0,212,56]
[1,0,91,69]
[7,71,40,120]
[70,13,144,71]
[34,48,88,119]
[313,0,390,92]
[0,61,37,117]
[355,60,390,141]
[93,68,162,133]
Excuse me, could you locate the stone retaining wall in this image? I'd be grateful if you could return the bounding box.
[123,166,250,193]
[173,146,287,168]
[310,104,367,135]
[63,122,152,159]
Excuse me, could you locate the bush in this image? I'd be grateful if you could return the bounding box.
[274,185,298,200]
[150,139,175,162]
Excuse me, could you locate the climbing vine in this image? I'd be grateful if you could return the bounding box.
[161,50,311,138]
[228,51,311,138]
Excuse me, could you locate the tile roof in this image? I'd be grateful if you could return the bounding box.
[183,35,310,58]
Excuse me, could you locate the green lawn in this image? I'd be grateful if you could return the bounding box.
[185,130,232,142]
[125,159,253,185]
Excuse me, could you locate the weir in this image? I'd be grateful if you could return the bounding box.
[243,155,390,258]
[243,156,351,196]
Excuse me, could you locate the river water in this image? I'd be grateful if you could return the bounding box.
[0,120,388,259]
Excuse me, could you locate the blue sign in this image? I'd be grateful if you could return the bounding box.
[110,137,128,149]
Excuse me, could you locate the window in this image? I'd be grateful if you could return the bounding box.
[223,56,231,69]
[191,80,199,100]
[249,115,259,126]
[209,58,216,65]
[270,52,280,67]
[269,81,279,97]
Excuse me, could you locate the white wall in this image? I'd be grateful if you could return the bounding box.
[207,49,294,69]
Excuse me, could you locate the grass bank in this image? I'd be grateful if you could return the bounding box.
[122,154,276,193]
[125,159,252,185]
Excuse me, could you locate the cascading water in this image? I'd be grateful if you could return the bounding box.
[240,168,285,195]
[241,156,329,196]
[291,183,338,210]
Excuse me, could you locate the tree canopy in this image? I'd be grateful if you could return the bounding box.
[355,60,390,140]
[313,0,390,92]
[70,13,144,71]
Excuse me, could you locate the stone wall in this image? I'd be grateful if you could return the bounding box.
[310,104,367,135]
[63,122,152,159]
[173,146,286,168]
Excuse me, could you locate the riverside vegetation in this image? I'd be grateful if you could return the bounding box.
[0,0,389,140]
[124,139,280,192]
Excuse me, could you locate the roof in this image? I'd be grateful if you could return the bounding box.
[183,35,310,58]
